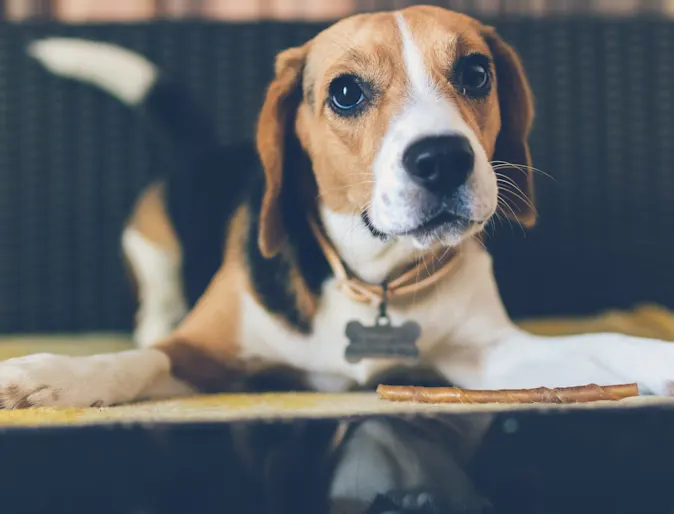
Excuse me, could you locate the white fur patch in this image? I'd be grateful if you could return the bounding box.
[122,228,188,347]
[28,38,157,105]
[318,206,418,284]
[396,12,440,99]
[473,331,674,396]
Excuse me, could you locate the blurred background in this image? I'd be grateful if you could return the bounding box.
[0,0,673,335]
[1,0,674,20]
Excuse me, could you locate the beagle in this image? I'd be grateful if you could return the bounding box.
[3,5,674,409]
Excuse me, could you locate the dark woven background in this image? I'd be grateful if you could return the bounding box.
[0,18,671,334]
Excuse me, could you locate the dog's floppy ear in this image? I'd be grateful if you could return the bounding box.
[483,28,536,227]
[256,45,308,258]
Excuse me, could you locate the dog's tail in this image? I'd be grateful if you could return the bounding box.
[27,38,218,159]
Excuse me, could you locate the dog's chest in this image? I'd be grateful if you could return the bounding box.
[239,277,457,390]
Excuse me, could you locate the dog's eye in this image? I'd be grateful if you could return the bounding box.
[455,54,491,98]
[329,75,366,115]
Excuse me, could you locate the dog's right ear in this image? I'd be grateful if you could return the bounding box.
[256,45,308,258]
[483,27,536,228]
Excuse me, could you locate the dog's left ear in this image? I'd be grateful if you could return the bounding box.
[483,28,536,227]
[256,44,308,258]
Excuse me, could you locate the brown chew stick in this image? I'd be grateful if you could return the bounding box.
[376,383,639,404]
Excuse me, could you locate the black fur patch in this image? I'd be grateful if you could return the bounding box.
[246,192,311,331]
[245,144,331,333]
[166,142,258,307]
[143,79,219,161]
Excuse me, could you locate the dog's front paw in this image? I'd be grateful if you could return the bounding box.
[0,353,108,409]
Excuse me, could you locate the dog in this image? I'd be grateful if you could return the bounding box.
[2,5,674,410]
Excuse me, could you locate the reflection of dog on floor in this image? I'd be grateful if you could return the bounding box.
[328,415,494,514]
[232,410,494,514]
[229,370,491,514]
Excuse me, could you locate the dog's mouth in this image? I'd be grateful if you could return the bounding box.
[361,211,389,240]
[362,209,478,241]
[403,210,473,237]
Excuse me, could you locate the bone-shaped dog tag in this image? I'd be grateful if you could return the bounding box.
[344,316,421,363]
[343,282,421,362]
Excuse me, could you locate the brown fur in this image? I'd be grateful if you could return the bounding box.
[297,13,404,215]
[157,339,246,393]
[127,182,180,253]
[256,45,308,258]
[122,182,179,302]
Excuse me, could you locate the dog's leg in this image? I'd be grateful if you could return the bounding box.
[439,330,674,395]
[122,226,188,347]
[0,348,193,409]
[0,325,241,409]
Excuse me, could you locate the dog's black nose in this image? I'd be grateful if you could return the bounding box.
[402,135,474,193]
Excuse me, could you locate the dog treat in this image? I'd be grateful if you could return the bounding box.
[376,383,638,404]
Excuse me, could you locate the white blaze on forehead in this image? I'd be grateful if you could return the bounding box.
[395,12,438,99]
[393,11,468,131]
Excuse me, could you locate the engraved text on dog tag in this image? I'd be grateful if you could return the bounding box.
[344,317,421,363]
[344,285,421,362]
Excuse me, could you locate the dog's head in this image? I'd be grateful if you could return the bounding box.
[256,6,534,257]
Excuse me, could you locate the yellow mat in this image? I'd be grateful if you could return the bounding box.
[1,303,674,427]
[518,303,674,340]
[1,391,672,428]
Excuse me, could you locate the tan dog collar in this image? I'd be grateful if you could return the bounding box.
[308,216,461,304]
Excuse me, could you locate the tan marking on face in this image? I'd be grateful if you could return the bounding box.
[295,12,405,214]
